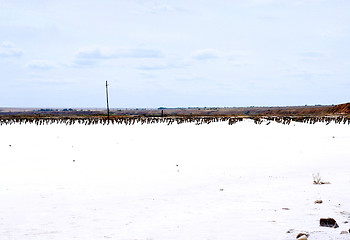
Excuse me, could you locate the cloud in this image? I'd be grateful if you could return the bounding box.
[139,72,157,79]
[131,2,181,15]
[247,0,286,6]
[69,58,99,68]
[26,60,56,70]
[137,60,190,71]
[299,51,325,59]
[191,49,220,61]
[175,76,208,82]
[76,47,163,60]
[70,46,164,68]
[26,76,75,84]
[229,60,252,67]
[0,42,23,58]
[227,50,253,66]
[191,49,251,64]
[287,72,331,79]
[2,42,15,48]
[144,4,177,14]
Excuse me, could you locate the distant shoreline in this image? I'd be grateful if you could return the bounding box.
[0,104,340,116]
[1,103,349,124]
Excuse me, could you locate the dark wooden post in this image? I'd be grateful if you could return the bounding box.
[105,81,110,120]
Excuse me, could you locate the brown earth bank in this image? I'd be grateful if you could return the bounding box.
[0,103,349,125]
[2,104,349,117]
[327,102,350,115]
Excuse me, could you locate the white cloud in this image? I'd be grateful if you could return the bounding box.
[26,60,56,70]
[299,51,325,59]
[137,60,189,71]
[2,42,16,48]
[229,60,252,67]
[144,4,177,14]
[131,1,181,15]
[191,49,252,63]
[0,42,23,58]
[69,58,99,68]
[247,0,287,6]
[26,75,76,84]
[70,46,164,68]
[75,47,163,60]
[287,70,331,79]
[191,49,221,61]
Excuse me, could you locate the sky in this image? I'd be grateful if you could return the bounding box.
[1,0,350,108]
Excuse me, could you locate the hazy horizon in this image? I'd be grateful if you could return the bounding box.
[0,103,337,111]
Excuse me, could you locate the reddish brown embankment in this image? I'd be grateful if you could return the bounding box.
[0,103,349,125]
[328,102,350,115]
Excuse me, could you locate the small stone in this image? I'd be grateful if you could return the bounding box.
[296,232,309,238]
[219,189,224,191]
[282,208,290,210]
[320,218,339,228]
[297,235,308,240]
[73,160,75,162]
[314,200,323,204]
[340,231,348,234]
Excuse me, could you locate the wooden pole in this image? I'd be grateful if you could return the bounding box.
[105,80,110,120]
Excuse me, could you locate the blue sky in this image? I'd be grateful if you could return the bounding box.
[1,0,350,108]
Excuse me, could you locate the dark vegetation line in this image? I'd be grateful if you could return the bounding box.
[0,115,349,126]
[0,102,349,125]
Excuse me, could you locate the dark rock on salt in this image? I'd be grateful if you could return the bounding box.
[296,232,309,238]
[320,218,339,228]
[297,235,308,240]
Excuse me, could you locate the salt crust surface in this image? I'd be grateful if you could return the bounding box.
[0,120,350,240]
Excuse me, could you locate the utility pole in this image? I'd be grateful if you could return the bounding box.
[105,80,110,120]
